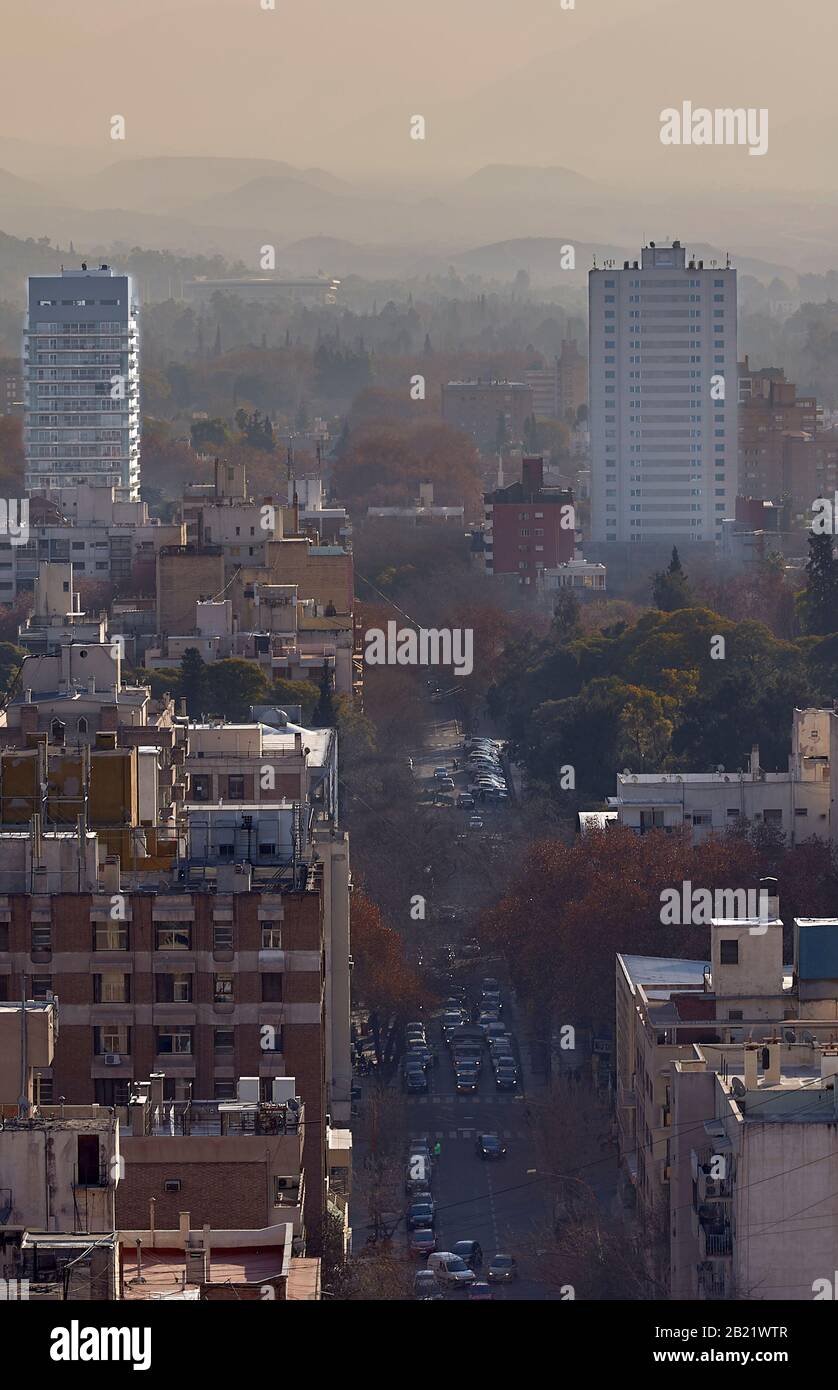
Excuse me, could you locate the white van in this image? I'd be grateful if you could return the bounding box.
[427,1251,476,1286]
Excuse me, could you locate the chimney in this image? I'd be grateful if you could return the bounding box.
[178,1211,191,1249]
[749,744,760,778]
[743,1045,759,1090]
[87,676,96,695]
[759,877,779,921]
[521,456,543,495]
[101,856,121,894]
[20,705,39,736]
[149,1073,165,1112]
[763,1041,781,1085]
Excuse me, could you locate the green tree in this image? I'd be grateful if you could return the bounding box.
[652,547,693,612]
[267,677,319,722]
[204,659,267,721]
[0,641,26,702]
[190,417,230,452]
[311,666,337,727]
[179,647,207,718]
[800,531,838,635]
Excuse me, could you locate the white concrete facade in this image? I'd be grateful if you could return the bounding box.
[589,241,737,544]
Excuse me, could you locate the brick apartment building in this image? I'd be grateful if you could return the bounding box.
[0,857,336,1242]
[483,456,575,585]
[738,358,819,501]
[441,379,534,448]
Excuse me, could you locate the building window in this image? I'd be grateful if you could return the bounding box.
[50,718,65,746]
[214,1079,236,1100]
[190,774,211,802]
[214,973,234,1002]
[156,1027,192,1055]
[31,975,52,1000]
[77,716,89,734]
[94,923,128,951]
[227,775,246,800]
[155,972,192,1003]
[155,923,192,950]
[720,940,739,966]
[213,922,233,950]
[261,922,282,949]
[214,1027,234,1055]
[95,1024,130,1054]
[261,973,283,1002]
[94,972,130,1003]
[32,923,52,951]
[763,809,782,826]
[76,1135,102,1187]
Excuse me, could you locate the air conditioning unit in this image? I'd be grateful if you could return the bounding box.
[164,1179,181,1193]
[104,1053,121,1066]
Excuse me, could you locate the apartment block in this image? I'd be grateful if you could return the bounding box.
[617,901,838,1296]
[737,357,819,502]
[24,265,140,498]
[610,707,833,844]
[483,456,575,585]
[589,241,737,545]
[442,379,533,447]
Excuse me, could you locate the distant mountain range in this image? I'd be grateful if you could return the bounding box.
[0,152,833,294]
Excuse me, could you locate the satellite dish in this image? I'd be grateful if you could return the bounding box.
[784,1029,795,1044]
[622,768,631,777]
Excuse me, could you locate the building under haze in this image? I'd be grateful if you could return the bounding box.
[24,265,140,499]
[589,241,737,546]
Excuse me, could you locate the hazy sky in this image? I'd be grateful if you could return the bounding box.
[0,0,834,191]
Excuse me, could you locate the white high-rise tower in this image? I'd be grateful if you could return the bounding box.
[589,240,736,545]
[24,264,140,499]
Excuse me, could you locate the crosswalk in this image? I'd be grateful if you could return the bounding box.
[409,1128,527,1141]
[412,1094,524,1106]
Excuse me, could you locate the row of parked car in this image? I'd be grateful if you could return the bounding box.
[462,737,510,804]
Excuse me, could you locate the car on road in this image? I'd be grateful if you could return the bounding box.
[414,1269,441,1299]
[438,777,456,790]
[433,767,451,779]
[481,978,501,994]
[427,1252,476,1286]
[457,794,476,809]
[460,938,481,957]
[407,1196,435,1230]
[452,1240,483,1269]
[476,1133,507,1160]
[407,1043,433,1071]
[494,1064,519,1091]
[406,1022,426,1041]
[487,1254,518,1283]
[486,1022,511,1043]
[467,1281,493,1300]
[405,1067,428,1094]
[478,1012,501,1032]
[438,905,463,924]
[468,816,484,830]
[408,1142,434,1173]
[455,1067,479,1094]
[409,1227,437,1257]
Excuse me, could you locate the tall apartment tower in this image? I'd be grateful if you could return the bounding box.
[589,240,737,545]
[24,264,140,499]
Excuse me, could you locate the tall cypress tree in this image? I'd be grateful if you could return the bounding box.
[803,531,838,634]
[311,666,337,727]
